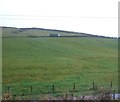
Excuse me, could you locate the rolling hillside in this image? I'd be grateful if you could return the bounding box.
[2,27,118,95]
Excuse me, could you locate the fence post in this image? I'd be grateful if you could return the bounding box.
[65,93,67,100]
[73,83,76,92]
[21,94,24,100]
[12,95,14,101]
[93,82,95,90]
[30,86,33,93]
[71,93,74,100]
[13,94,16,101]
[113,90,115,99]
[7,86,10,93]
[111,81,112,88]
[52,84,55,93]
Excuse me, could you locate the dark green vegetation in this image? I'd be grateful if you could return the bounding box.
[2,27,118,95]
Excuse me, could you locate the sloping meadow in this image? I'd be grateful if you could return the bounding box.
[2,35,118,96]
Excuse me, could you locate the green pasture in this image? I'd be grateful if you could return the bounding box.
[2,35,118,95]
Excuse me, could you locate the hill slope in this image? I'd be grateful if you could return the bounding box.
[2,27,118,95]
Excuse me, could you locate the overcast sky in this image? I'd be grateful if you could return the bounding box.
[0,0,119,37]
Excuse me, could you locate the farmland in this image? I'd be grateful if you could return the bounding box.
[2,27,118,97]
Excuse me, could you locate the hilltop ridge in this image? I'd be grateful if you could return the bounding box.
[1,26,117,38]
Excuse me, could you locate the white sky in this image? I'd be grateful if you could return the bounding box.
[0,0,119,37]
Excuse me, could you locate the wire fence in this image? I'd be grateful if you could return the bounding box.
[2,81,118,100]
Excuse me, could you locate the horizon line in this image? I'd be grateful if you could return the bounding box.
[1,25,118,38]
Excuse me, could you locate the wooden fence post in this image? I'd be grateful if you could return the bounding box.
[21,93,24,100]
[65,93,67,100]
[30,86,33,93]
[73,83,76,92]
[71,93,74,99]
[13,94,16,101]
[52,84,55,93]
[113,90,115,99]
[111,81,112,88]
[93,82,95,90]
[7,86,10,93]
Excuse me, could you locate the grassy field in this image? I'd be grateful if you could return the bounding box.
[2,27,118,96]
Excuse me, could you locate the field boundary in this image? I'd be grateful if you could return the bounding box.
[2,81,118,100]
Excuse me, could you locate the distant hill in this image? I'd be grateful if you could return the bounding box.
[1,26,117,38]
